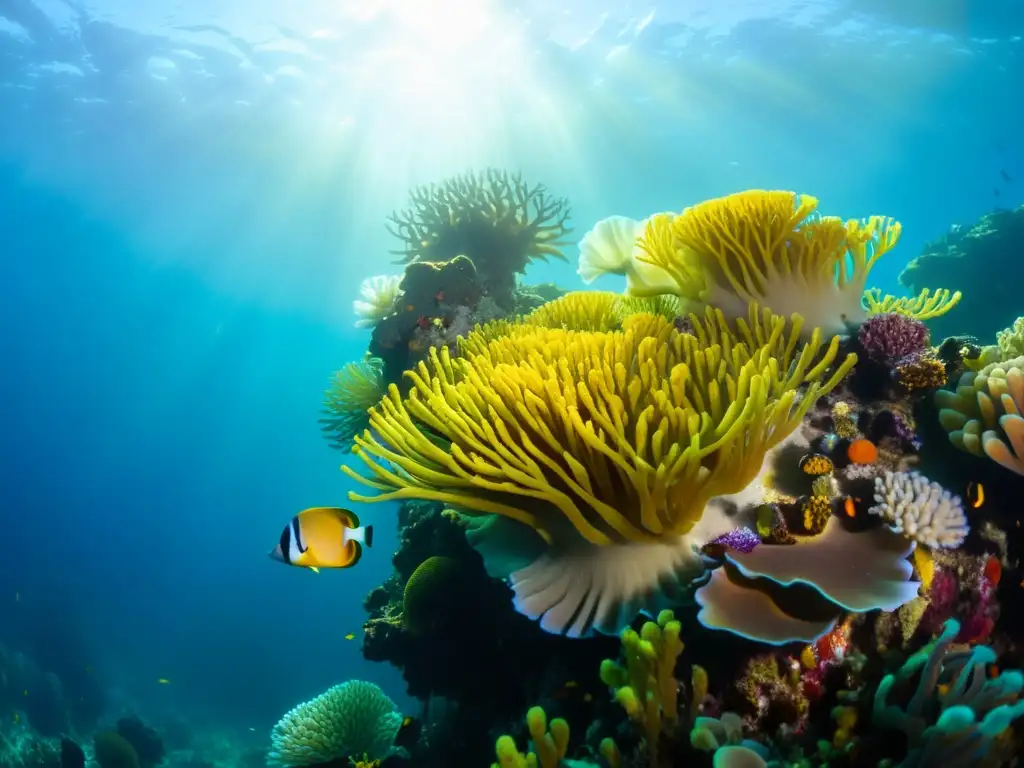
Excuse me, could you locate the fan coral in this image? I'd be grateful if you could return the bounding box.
[935,356,1024,475]
[857,312,930,363]
[635,189,901,337]
[862,287,962,321]
[868,471,968,549]
[344,305,855,637]
[319,357,386,452]
[386,170,571,309]
[267,681,402,767]
[353,275,402,328]
[873,617,1024,767]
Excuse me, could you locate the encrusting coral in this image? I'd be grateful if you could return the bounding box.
[935,356,1024,475]
[319,357,387,452]
[343,304,855,637]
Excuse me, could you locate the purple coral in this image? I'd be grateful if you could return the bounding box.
[712,527,760,554]
[857,312,930,364]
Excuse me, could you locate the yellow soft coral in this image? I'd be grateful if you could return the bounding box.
[635,190,901,337]
[345,305,854,546]
[863,287,962,321]
[319,357,387,452]
[600,610,685,765]
[936,357,1024,475]
[492,707,569,768]
[998,317,1024,359]
[524,291,622,331]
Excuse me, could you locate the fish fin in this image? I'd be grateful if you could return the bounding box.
[346,541,363,568]
[363,525,374,548]
[577,215,643,283]
[309,566,320,574]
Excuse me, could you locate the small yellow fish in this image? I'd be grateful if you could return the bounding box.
[967,482,985,509]
[270,507,374,571]
[344,633,356,641]
[157,678,171,685]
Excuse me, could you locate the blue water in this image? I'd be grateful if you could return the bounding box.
[1,0,1022,756]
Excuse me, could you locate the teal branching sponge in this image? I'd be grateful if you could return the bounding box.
[267,680,403,766]
[873,618,1024,766]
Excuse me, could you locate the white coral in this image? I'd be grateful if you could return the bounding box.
[868,470,968,549]
[353,274,402,328]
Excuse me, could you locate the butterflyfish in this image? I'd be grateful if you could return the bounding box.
[270,507,373,571]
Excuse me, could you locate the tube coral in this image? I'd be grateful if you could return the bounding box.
[635,190,902,337]
[868,471,969,549]
[343,305,855,636]
[935,357,1024,475]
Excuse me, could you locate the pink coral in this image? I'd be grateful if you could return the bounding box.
[857,312,930,364]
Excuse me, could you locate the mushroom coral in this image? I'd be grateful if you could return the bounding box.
[386,169,572,309]
[634,190,903,338]
[343,306,860,637]
[935,357,1024,475]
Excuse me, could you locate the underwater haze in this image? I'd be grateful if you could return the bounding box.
[1,0,1023,766]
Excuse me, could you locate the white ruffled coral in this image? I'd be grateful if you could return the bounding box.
[267,680,402,766]
[868,470,968,549]
[353,274,402,328]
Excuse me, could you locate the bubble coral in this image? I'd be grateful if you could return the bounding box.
[935,356,1024,475]
[862,287,962,322]
[344,305,856,637]
[353,275,403,329]
[386,169,571,308]
[635,189,901,337]
[267,681,402,767]
[856,312,930,363]
[319,357,387,452]
[868,471,969,549]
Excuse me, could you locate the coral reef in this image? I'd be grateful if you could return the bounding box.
[898,204,1024,340]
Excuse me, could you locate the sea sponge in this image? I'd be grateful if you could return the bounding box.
[857,312,930,363]
[344,305,855,636]
[935,357,1024,475]
[523,291,622,332]
[319,357,386,452]
[353,275,402,328]
[386,170,571,308]
[862,287,962,321]
[267,681,402,766]
[402,555,462,635]
[635,190,901,337]
[868,471,968,549]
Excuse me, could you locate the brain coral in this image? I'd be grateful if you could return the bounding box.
[267,680,402,766]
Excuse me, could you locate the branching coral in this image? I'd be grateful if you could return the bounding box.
[599,610,685,765]
[353,275,403,329]
[935,356,1024,475]
[342,305,855,636]
[386,170,571,308]
[492,706,569,768]
[862,287,962,321]
[868,471,968,549]
[634,190,901,337]
[873,617,1024,767]
[319,357,386,452]
[267,681,402,766]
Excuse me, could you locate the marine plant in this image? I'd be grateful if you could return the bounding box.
[319,357,387,452]
[266,680,403,766]
[935,356,1024,475]
[343,304,859,637]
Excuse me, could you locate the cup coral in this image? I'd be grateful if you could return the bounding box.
[634,190,902,337]
[868,471,969,549]
[935,356,1024,475]
[857,312,930,363]
[343,305,856,637]
[267,681,402,766]
[353,275,402,329]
